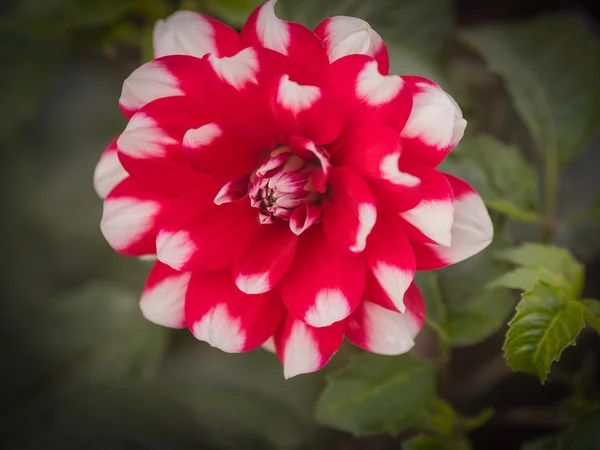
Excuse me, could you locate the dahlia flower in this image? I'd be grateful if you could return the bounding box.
[94,0,493,378]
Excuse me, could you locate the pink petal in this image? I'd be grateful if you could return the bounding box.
[401,77,467,167]
[274,313,346,378]
[280,227,366,327]
[346,282,424,355]
[100,178,168,256]
[412,174,493,270]
[241,0,328,86]
[153,11,240,59]
[183,122,273,178]
[119,55,206,118]
[185,270,285,352]
[140,261,191,328]
[93,137,128,199]
[233,222,298,294]
[364,215,415,312]
[156,193,259,272]
[323,167,377,254]
[399,164,455,247]
[289,202,322,235]
[332,124,422,212]
[270,74,342,145]
[327,55,412,132]
[314,16,389,74]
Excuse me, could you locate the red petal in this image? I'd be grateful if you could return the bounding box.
[93,136,128,199]
[140,261,191,328]
[289,135,331,193]
[327,55,412,132]
[214,176,250,205]
[323,167,377,254]
[185,270,285,352]
[233,222,298,294]
[314,16,389,74]
[100,177,169,256]
[289,202,322,235]
[365,215,415,312]
[269,74,342,145]
[280,227,366,327]
[332,124,422,212]
[241,0,329,86]
[153,11,240,59]
[156,192,259,272]
[274,313,346,378]
[412,174,493,270]
[401,77,467,167]
[183,122,273,178]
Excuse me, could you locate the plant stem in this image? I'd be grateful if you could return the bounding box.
[541,145,558,244]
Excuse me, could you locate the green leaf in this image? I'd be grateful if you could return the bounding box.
[504,282,585,382]
[461,14,600,166]
[441,134,539,222]
[581,299,600,333]
[403,434,471,450]
[497,243,584,296]
[315,353,436,436]
[488,267,570,293]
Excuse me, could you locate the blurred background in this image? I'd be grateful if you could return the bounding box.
[1,0,599,449]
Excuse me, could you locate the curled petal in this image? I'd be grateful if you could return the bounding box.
[185,270,285,352]
[141,261,191,328]
[323,167,377,254]
[289,202,322,235]
[289,135,331,193]
[327,55,412,132]
[280,227,366,327]
[100,178,168,256]
[401,77,467,166]
[241,0,328,85]
[270,75,342,145]
[183,122,273,178]
[233,222,298,294]
[214,176,249,205]
[153,10,240,59]
[365,215,415,312]
[274,313,346,379]
[346,282,424,355]
[332,124,422,212]
[412,174,493,270]
[93,137,128,199]
[314,16,389,74]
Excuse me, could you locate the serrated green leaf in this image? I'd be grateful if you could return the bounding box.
[488,267,570,293]
[461,14,600,166]
[441,134,539,222]
[314,353,436,436]
[504,283,585,382]
[497,243,584,296]
[581,299,600,333]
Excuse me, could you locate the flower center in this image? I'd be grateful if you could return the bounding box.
[249,147,320,224]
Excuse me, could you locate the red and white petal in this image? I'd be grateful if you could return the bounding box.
[412,174,493,270]
[157,194,259,272]
[233,222,298,294]
[214,176,249,205]
[274,314,346,378]
[93,137,128,199]
[327,55,412,131]
[365,215,415,312]
[401,77,467,167]
[183,122,273,178]
[119,55,206,118]
[241,0,328,85]
[332,125,422,212]
[289,136,331,193]
[185,270,285,352]
[289,202,322,235]
[261,336,277,353]
[399,164,455,246]
[100,178,168,256]
[280,227,366,327]
[153,10,240,59]
[140,261,191,328]
[314,16,389,74]
[323,167,376,254]
[270,75,342,145]
[346,288,424,355]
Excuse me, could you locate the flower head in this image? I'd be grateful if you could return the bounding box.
[95,0,492,378]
